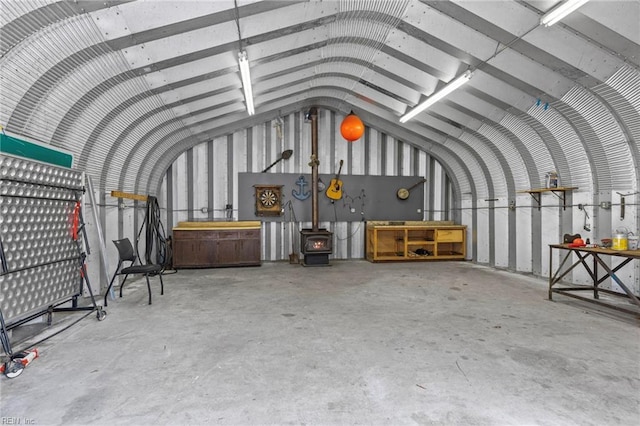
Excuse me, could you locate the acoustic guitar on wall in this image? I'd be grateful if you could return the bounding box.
[325,160,344,201]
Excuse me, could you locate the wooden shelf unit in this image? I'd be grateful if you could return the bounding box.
[366,221,466,262]
[172,221,261,268]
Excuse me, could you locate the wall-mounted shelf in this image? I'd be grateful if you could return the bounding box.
[518,187,578,210]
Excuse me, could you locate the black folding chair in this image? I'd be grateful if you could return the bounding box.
[104,238,163,306]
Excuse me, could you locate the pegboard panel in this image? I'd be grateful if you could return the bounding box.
[0,154,84,326]
[238,173,425,222]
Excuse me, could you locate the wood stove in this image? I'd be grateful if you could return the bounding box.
[300,107,333,266]
[300,228,333,266]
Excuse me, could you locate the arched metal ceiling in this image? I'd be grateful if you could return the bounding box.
[1,0,639,200]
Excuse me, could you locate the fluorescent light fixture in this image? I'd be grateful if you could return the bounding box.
[540,0,589,27]
[238,50,255,115]
[399,70,473,123]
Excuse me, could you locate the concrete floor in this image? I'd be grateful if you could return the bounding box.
[1,260,639,425]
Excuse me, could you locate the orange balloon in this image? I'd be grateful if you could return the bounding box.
[340,111,364,142]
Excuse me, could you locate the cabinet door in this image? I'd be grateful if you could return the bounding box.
[173,238,194,267]
[210,231,236,266]
[174,239,214,267]
[236,238,261,264]
[214,239,238,265]
[236,230,261,264]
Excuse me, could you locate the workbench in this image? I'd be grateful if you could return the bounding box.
[366,221,466,262]
[548,244,640,316]
[172,221,261,268]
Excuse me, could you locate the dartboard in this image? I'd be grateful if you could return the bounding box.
[260,189,278,207]
[254,185,283,216]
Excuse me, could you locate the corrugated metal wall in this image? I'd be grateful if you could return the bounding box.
[158,110,454,261]
[151,97,638,295]
[2,2,638,295]
[143,65,640,295]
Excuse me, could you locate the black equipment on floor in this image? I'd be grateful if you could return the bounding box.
[105,238,164,306]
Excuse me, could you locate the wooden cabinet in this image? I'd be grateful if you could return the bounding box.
[172,221,261,268]
[366,221,466,262]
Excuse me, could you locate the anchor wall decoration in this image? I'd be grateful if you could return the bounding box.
[292,175,311,200]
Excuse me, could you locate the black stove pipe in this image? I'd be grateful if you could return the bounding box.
[309,107,319,232]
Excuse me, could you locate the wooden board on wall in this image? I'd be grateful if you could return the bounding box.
[238,172,425,222]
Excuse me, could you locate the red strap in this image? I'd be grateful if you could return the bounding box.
[72,201,80,241]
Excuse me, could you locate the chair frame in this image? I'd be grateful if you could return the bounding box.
[104,238,164,306]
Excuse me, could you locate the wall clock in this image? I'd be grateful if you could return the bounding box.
[254,185,283,216]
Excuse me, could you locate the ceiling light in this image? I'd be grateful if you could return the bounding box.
[238,50,255,115]
[540,0,589,27]
[399,70,473,123]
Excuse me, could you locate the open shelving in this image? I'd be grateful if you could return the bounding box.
[366,221,466,262]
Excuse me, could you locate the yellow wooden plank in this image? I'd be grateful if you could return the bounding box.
[173,221,261,230]
[110,190,148,201]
